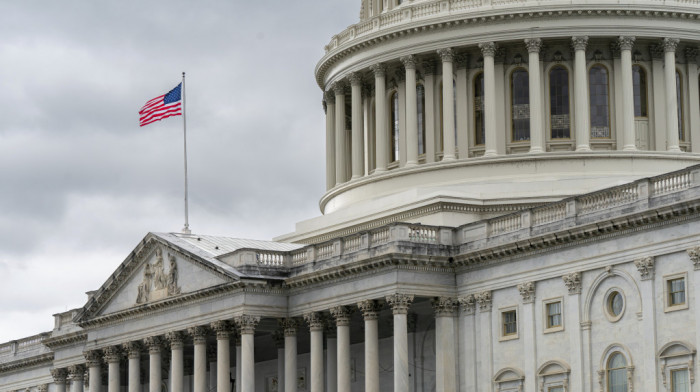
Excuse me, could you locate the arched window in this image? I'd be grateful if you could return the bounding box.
[632,65,648,117]
[511,68,530,141]
[390,91,399,162]
[474,73,485,145]
[607,353,628,392]
[417,84,426,155]
[589,65,610,138]
[677,70,684,141]
[549,66,570,138]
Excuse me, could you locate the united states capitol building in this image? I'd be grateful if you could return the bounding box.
[4,0,700,391]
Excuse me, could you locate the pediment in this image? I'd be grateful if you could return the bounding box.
[76,233,239,324]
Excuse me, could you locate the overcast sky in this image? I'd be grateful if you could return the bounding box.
[0,1,358,343]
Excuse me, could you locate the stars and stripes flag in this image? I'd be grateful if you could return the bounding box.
[139,83,183,127]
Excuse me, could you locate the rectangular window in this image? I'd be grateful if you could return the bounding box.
[548,387,564,392]
[503,310,517,336]
[672,369,689,392]
[547,302,562,328]
[668,278,686,306]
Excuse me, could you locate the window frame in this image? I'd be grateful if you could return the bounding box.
[543,297,564,333]
[548,65,572,140]
[588,63,612,140]
[670,369,690,392]
[604,287,626,323]
[389,89,400,163]
[473,71,486,146]
[500,306,519,341]
[664,272,689,313]
[632,64,649,119]
[509,66,531,143]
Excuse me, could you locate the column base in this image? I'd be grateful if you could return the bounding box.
[484,150,498,157]
[405,161,418,167]
[351,175,362,180]
[373,168,387,174]
[668,146,683,152]
[441,155,456,161]
[576,145,592,152]
[622,145,638,151]
[528,147,545,154]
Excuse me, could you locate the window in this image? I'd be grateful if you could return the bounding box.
[632,65,648,117]
[607,353,628,392]
[547,301,562,329]
[417,84,426,155]
[390,91,399,162]
[671,369,690,392]
[501,308,518,339]
[589,65,610,138]
[511,68,530,141]
[604,289,625,322]
[548,387,564,392]
[677,71,684,141]
[474,73,485,145]
[664,273,688,312]
[549,66,570,139]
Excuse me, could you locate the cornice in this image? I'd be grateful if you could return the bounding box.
[43,331,87,350]
[0,353,54,374]
[316,5,700,88]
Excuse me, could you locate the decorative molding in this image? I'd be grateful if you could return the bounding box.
[476,291,492,312]
[330,306,354,326]
[571,36,589,51]
[303,312,325,331]
[385,293,414,315]
[525,38,542,54]
[234,315,260,335]
[136,248,181,304]
[43,331,87,349]
[432,296,458,317]
[357,299,382,320]
[634,256,655,280]
[459,295,476,315]
[0,353,54,375]
[478,42,497,57]
[563,272,582,295]
[687,246,700,270]
[517,281,536,304]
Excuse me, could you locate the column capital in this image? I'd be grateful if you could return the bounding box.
[51,368,68,383]
[330,305,354,326]
[400,55,417,70]
[369,63,387,77]
[83,350,102,368]
[455,53,470,69]
[324,90,336,104]
[562,272,582,295]
[143,336,162,354]
[187,325,209,344]
[37,385,48,392]
[272,330,285,349]
[571,36,589,51]
[122,341,142,359]
[348,72,363,86]
[422,59,437,75]
[165,331,186,349]
[458,295,476,315]
[687,246,700,270]
[525,38,543,54]
[663,37,680,53]
[357,299,382,320]
[478,42,497,57]
[303,312,325,331]
[211,320,234,340]
[278,318,298,336]
[234,314,260,335]
[332,81,346,96]
[386,293,414,314]
[437,47,454,62]
[431,297,458,317]
[476,291,492,312]
[517,281,536,304]
[67,364,85,381]
[634,256,655,280]
[103,345,121,364]
[685,47,699,63]
[618,36,636,51]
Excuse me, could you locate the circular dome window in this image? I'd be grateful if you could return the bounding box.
[605,288,625,322]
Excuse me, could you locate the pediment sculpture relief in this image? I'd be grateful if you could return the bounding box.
[136,248,181,304]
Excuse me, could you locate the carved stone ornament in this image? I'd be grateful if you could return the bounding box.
[83,350,102,368]
[517,282,536,304]
[459,295,476,315]
[332,81,346,96]
[37,385,48,392]
[455,53,470,69]
[188,326,209,344]
[571,36,589,51]
[687,246,700,270]
[618,36,636,51]
[330,306,354,326]
[369,63,387,77]
[135,248,181,304]
[272,330,285,348]
[278,318,298,336]
[165,331,185,349]
[67,364,85,381]
[552,51,565,63]
[685,47,699,64]
[562,272,582,295]
[103,346,121,363]
[431,297,458,317]
[348,72,362,86]
[143,336,162,354]
[476,291,492,312]
[525,38,542,54]
[400,55,417,69]
[512,53,524,66]
[303,312,325,331]
[122,341,142,359]
[663,37,680,53]
[324,90,336,104]
[593,50,604,62]
[211,320,234,340]
[385,293,415,314]
[51,368,68,383]
[478,42,497,57]
[234,315,260,335]
[422,60,437,76]
[609,42,621,59]
[634,256,655,280]
[649,44,665,60]
[357,299,382,320]
[437,47,454,62]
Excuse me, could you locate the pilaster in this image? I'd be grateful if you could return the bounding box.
[432,297,458,392]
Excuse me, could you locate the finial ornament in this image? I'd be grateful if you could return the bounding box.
[357,299,382,320]
[571,36,589,51]
[618,36,636,51]
[400,55,417,69]
[437,48,455,62]
[431,297,458,316]
[517,282,536,303]
[369,63,387,77]
[386,293,414,314]
[663,38,680,53]
[634,256,655,280]
[562,272,582,295]
[303,312,325,331]
[478,42,497,57]
[525,38,542,54]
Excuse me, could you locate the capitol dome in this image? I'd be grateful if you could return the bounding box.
[280,0,700,243]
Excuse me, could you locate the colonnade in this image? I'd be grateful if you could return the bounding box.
[324,36,689,190]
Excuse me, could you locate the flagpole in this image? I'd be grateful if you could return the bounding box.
[182,72,191,234]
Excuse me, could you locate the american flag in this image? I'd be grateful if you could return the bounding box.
[139,83,182,127]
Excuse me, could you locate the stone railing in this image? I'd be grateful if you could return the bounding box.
[0,333,50,360]
[324,0,700,53]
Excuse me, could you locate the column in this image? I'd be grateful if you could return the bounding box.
[326,324,338,392]
[281,319,298,392]
[212,321,233,392]
[618,36,638,151]
[166,332,185,392]
[51,368,68,392]
[235,334,242,392]
[103,346,121,392]
[664,38,682,152]
[68,365,85,392]
[650,45,666,150]
[526,38,545,153]
[363,84,374,173]
[634,257,659,387]
[386,294,414,392]
[208,345,217,392]
[517,282,538,392]
[325,93,336,189]
[572,36,591,151]
[272,331,285,392]
[188,326,209,392]
[479,42,498,157]
[349,73,365,178]
[358,300,381,392]
[438,48,457,160]
[689,248,700,371]
[562,273,584,392]
[83,350,101,392]
[123,342,141,392]
[423,60,437,163]
[371,64,388,172]
[330,306,353,392]
[401,55,419,166]
[686,48,700,152]
[433,297,458,392]
[475,292,493,391]
[334,82,347,184]
[235,315,260,392]
[458,296,477,392]
[303,313,325,392]
[456,55,469,158]
[144,337,162,392]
